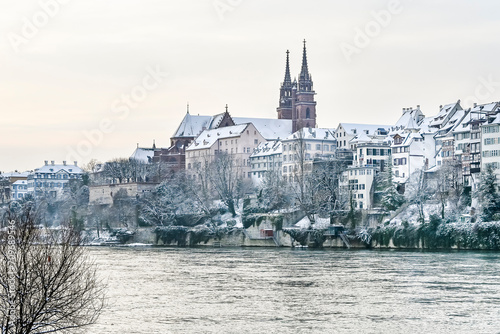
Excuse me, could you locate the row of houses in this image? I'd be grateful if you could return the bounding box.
[141,99,498,212]
[1,161,84,201]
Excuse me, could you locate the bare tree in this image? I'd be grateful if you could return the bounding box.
[404,169,430,222]
[209,153,245,217]
[0,204,105,333]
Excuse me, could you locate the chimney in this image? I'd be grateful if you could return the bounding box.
[63,161,67,166]
[74,161,77,166]
[44,160,48,166]
[474,102,477,108]
[51,161,55,165]
[417,105,420,109]
[439,105,443,109]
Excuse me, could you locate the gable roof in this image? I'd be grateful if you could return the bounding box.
[233,117,292,140]
[35,163,82,174]
[173,113,214,138]
[429,101,462,128]
[186,124,251,151]
[250,141,282,158]
[130,147,155,163]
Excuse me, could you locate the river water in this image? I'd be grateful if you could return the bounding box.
[88,247,500,334]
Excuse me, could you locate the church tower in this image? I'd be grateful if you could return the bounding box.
[277,50,293,119]
[292,40,317,132]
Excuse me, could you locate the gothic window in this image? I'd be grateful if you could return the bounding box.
[306,108,310,119]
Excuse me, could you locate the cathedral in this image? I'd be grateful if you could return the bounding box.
[277,40,317,132]
[139,40,318,172]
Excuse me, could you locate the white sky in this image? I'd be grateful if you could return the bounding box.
[2,0,500,172]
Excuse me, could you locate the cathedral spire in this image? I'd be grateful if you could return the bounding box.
[284,50,291,85]
[299,39,309,81]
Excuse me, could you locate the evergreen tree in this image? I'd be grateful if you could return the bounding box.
[477,164,500,222]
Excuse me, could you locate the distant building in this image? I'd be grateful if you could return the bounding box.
[249,141,283,186]
[344,135,392,210]
[481,111,500,184]
[276,40,317,132]
[12,180,28,200]
[335,123,391,151]
[185,123,266,181]
[27,161,83,197]
[281,127,337,183]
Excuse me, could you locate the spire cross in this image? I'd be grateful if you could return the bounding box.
[225,104,228,113]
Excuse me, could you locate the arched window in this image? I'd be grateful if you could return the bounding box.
[306,108,310,119]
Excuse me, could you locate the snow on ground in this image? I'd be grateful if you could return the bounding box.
[389,203,441,225]
[295,215,331,229]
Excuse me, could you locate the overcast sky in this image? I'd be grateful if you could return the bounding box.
[2,0,500,172]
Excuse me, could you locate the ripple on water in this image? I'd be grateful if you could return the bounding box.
[88,248,500,334]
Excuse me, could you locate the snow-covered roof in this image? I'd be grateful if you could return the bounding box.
[173,113,214,138]
[350,131,371,144]
[418,117,436,134]
[429,101,461,128]
[392,107,424,132]
[1,171,30,178]
[284,127,336,141]
[34,163,83,174]
[186,124,250,151]
[338,123,391,137]
[233,117,292,140]
[130,147,155,163]
[435,108,467,137]
[250,141,282,158]
[470,102,499,113]
[393,132,422,147]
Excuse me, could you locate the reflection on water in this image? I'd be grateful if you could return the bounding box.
[88,247,500,333]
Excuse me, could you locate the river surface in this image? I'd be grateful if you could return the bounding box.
[88,247,500,334]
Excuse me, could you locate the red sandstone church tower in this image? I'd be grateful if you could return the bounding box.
[277,40,317,132]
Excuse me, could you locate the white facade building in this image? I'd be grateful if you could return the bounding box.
[345,135,392,209]
[27,161,84,197]
[249,141,282,186]
[481,113,500,183]
[281,128,336,182]
[336,123,391,151]
[185,123,266,181]
[12,180,28,200]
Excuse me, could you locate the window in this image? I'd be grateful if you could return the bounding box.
[307,144,311,150]
[316,144,321,150]
[483,126,500,134]
[283,166,287,173]
[254,139,258,145]
[324,145,329,151]
[306,108,310,119]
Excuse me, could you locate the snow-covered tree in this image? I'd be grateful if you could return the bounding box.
[208,153,246,216]
[258,169,290,212]
[477,164,500,222]
[376,157,404,212]
[404,169,430,222]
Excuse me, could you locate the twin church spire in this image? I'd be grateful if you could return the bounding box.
[277,40,316,132]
